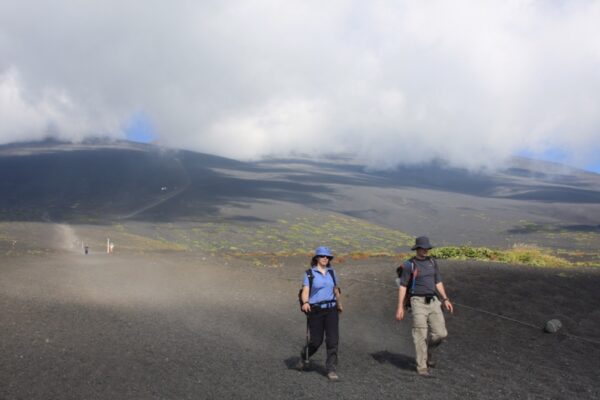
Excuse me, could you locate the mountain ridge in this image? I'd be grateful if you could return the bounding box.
[1,140,599,259]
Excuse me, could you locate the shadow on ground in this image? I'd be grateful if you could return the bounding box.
[371,351,415,371]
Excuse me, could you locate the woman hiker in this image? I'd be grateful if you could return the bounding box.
[396,236,453,376]
[297,246,343,381]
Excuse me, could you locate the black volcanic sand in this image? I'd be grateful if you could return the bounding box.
[1,253,599,399]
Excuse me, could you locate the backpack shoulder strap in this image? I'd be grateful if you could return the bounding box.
[306,269,315,294]
[409,257,417,273]
[409,257,418,293]
[327,268,341,295]
[327,268,337,287]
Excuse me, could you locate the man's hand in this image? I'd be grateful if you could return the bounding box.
[443,299,454,313]
[336,302,343,314]
[301,303,311,313]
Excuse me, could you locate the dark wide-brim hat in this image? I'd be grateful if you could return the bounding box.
[411,236,434,251]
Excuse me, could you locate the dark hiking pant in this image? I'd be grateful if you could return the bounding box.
[302,307,339,372]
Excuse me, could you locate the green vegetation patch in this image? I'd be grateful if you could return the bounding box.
[109,217,600,267]
[147,214,414,258]
[430,245,599,267]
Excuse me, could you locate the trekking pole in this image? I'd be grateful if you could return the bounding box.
[304,317,310,363]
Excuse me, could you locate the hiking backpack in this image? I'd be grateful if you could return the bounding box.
[298,268,338,311]
[396,256,437,308]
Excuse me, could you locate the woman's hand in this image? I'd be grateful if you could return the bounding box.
[301,302,311,313]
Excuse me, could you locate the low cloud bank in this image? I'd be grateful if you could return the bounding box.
[1,1,599,170]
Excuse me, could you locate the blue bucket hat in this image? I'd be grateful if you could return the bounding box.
[411,236,434,251]
[314,246,334,259]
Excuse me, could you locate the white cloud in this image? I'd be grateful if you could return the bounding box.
[0,0,599,170]
[0,68,120,141]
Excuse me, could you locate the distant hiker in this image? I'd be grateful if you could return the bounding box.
[297,247,343,381]
[395,236,453,376]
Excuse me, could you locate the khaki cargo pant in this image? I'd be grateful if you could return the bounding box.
[410,296,448,372]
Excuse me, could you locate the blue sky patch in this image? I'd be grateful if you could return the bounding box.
[125,112,155,143]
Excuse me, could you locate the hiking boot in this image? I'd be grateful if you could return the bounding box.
[327,371,339,381]
[295,359,309,371]
[426,352,436,368]
[427,347,437,368]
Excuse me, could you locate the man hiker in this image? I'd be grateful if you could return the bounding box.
[395,236,453,376]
